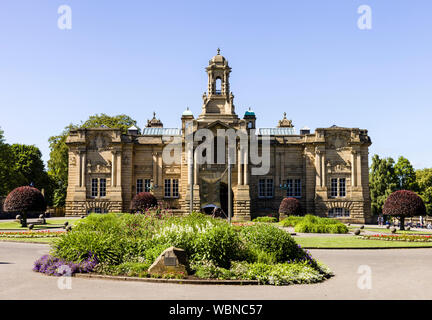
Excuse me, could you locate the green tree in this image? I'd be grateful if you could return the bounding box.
[394,156,418,191]
[369,155,398,215]
[9,144,54,205]
[416,168,432,216]
[47,114,139,207]
[0,128,25,196]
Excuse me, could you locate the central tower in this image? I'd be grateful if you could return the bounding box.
[198,49,239,123]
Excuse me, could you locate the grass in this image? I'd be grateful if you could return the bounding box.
[295,235,432,248]
[348,226,432,235]
[0,218,79,230]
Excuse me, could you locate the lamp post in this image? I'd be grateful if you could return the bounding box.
[228,158,232,225]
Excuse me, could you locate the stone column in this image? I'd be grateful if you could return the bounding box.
[116,152,122,187]
[77,152,82,187]
[111,151,116,187]
[357,152,362,187]
[193,149,198,185]
[158,152,163,187]
[153,152,158,185]
[237,147,242,185]
[321,152,326,188]
[81,152,86,188]
[351,150,357,187]
[315,150,322,187]
[243,148,248,185]
[281,151,285,183]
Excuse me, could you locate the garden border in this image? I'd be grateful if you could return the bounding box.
[74,273,260,285]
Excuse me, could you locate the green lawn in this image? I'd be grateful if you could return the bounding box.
[295,235,432,248]
[348,226,432,235]
[0,218,79,230]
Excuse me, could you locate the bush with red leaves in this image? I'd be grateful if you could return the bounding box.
[383,190,426,230]
[3,186,46,213]
[279,197,302,217]
[130,192,158,212]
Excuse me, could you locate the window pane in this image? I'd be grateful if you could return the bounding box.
[92,179,98,197]
[266,179,273,197]
[294,179,301,197]
[331,179,338,197]
[259,179,266,197]
[164,179,171,198]
[100,179,106,197]
[328,209,334,217]
[173,179,179,198]
[137,179,143,194]
[339,178,346,197]
[144,179,151,192]
[286,179,293,197]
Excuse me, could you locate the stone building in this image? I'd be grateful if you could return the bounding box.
[65,50,372,223]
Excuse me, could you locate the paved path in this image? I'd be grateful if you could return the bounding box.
[1,242,432,300]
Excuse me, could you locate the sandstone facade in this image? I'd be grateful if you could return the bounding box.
[66,51,372,223]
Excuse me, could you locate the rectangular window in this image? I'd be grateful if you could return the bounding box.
[286,179,293,197]
[91,179,98,197]
[331,178,338,197]
[100,179,106,197]
[94,207,102,214]
[144,179,151,192]
[328,208,350,218]
[294,179,301,197]
[339,178,346,197]
[164,179,171,198]
[266,179,274,198]
[259,179,266,198]
[136,179,143,194]
[172,179,179,198]
[259,179,273,198]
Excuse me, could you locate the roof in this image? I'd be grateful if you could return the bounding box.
[182,108,193,117]
[141,128,181,136]
[244,108,255,117]
[257,127,296,136]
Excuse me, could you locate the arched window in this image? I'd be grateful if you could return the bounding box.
[248,121,253,129]
[215,78,222,94]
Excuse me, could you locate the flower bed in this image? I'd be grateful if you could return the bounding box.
[0,230,64,238]
[32,211,332,285]
[359,234,432,242]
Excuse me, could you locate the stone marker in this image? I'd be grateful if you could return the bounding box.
[148,247,189,276]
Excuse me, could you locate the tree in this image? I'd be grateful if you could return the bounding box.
[394,156,417,191]
[369,155,398,215]
[47,114,139,207]
[130,192,158,212]
[3,186,47,227]
[416,168,432,216]
[279,197,302,218]
[383,190,426,230]
[0,128,20,196]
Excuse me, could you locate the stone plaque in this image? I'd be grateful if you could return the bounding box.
[164,257,177,266]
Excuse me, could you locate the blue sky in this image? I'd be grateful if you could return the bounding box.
[0,0,431,169]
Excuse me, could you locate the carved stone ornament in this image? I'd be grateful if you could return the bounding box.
[87,133,110,151]
[326,132,350,151]
[87,159,112,173]
[327,160,352,173]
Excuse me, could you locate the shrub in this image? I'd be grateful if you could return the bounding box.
[3,186,46,227]
[279,215,305,227]
[293,215,348,234]
[279,197,302,216]
[383,190,426,230]
[239,224,307,263]
[130,192,158,212]
[252,216,278,223]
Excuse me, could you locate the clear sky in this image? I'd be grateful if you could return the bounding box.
[0,0,431,169]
